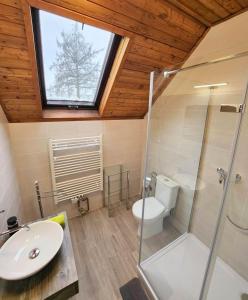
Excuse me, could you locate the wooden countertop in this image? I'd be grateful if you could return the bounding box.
[0,212,79,300]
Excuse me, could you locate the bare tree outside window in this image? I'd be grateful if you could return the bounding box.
[47,23,103,102]
[36,10,115,106]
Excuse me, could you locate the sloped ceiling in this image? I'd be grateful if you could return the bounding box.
[0,0,248,122]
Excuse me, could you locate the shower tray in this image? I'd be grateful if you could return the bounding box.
[140,233,248,300]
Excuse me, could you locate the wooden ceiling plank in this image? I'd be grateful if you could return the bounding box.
[107,97,148,106]
[134,36,188,60]
[20,0,43,115]
[127,0,206,36]
[107,101,147,107]
[123,60,159,73]
[215,0,242,13]
[118,76,149,86]
[0,4,24,25]
[176,0,221,23]
[106,107,147,112]
[197,0,230,18]
[141,4,204,42]
[0,67,32,77]
[42,108,143,121]
[1,78,33,88]
[1,86,34,94]
[0,58,31,69]
[107,109,147,114]
[0,0,21,9]
[89,0,203,45]
[0,33,27,49]
[105,109,147,115]
[40,0,193,51]
[99,37,130,116]
[236,0,248,7]
[125,53,172,71]
[1,0,247,121]
[129,42,183,66]
[5,111,41,119]
[112,87,148,96]
[0,46,31,69]
[0,46,29,60]
[108,98,148,104]
[110,91,149,100]
[1,99,37,105]
[115,81,149,90]
[0,90,36,99]
[166,0,213,26]
[3,103,39,111]
[120,69,150,80]
[0,19,26,37]
[27,0,132,38]
[87,0,145,24]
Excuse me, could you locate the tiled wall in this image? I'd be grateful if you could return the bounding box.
[0,107,22,232]
[147,83,248,280]
[190,93,241,242]
[8,119,145,221]
[147,92,209,233]
[220,109,248,280]
[190,91,248,280]
[184,11,248,280]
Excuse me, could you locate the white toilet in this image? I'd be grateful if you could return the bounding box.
[132,175,179,239]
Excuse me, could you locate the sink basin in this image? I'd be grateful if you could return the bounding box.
[0,220,64,280]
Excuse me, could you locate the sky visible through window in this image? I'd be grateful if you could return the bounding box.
[39,11,113,104]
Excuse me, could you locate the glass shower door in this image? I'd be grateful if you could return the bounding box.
[203,83,248,300]
[138,54,248,300]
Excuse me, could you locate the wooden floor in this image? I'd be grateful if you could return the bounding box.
[68,207,181,299]
[69,207,139,300]
[141,218,181,261]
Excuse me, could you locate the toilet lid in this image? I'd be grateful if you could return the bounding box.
[132,197,165,221]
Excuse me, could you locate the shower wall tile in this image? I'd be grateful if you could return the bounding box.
[8,119,145,221]
[0,107,22,233]
[149,85,248,280]
[190,92,248,280]
[147,93,209,233]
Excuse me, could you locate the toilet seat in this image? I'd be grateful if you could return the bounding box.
[132,197,167,223]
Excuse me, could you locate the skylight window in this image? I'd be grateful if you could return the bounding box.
[32,9,121,109]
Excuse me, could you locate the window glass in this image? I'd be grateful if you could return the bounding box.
[38,10,115,106]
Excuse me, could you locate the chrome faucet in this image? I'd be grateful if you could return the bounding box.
[0,210,30,238]
[217,167,242,187]
[0,224,31,238]
[217,167,227,184]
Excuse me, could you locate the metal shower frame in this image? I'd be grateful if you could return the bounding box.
[138,51,248,300]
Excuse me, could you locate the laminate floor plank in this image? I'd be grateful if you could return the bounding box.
[69,207,139,300]
[69,207,180,299]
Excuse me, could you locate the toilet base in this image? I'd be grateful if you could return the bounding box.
[138,217,163,239]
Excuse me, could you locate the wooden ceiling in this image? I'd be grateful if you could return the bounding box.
[0,0,248,122]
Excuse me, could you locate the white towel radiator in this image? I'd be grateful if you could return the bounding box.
[49,136,103,204]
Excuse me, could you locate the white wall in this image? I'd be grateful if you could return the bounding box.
[0,107,22,232]
[8,119,145,221]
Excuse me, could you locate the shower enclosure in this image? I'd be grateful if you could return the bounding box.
[138,53,248,300]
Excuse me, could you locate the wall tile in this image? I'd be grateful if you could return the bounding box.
[0,107,22,232]
[8,119,145,220]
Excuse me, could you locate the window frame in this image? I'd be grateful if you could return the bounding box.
[31,8,122,110]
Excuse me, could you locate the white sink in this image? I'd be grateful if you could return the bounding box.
[0,220,64,280]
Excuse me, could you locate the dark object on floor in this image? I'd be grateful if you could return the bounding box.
[241,293,248,300]
[120,278,149,300]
